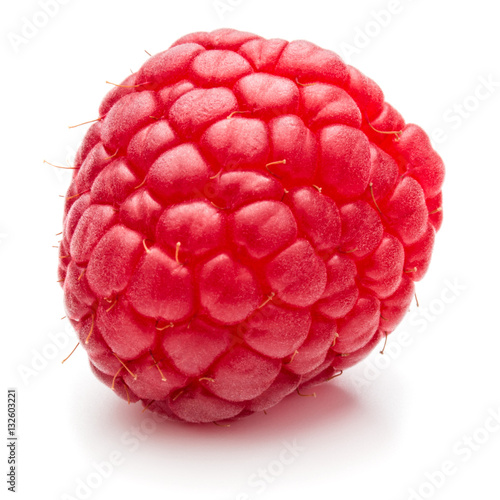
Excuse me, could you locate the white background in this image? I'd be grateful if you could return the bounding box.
[2,1,499,499]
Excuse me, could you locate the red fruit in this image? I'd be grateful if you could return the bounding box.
[59,28,444,423]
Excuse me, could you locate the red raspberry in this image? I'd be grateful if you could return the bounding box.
[59,29,444,423]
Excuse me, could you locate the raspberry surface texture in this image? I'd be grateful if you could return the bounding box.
[59,28,444,423]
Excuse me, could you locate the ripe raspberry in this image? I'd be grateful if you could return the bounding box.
[59,29,444,424]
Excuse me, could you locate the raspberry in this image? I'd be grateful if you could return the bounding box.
[59,28,444,424]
